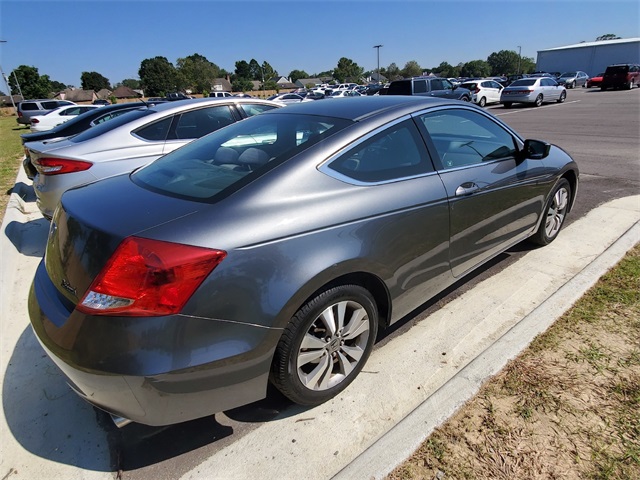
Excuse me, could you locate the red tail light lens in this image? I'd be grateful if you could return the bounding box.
[34,157,93,175]
[31,118,40,124]
[77,237,226,316]
[474,87,480,94]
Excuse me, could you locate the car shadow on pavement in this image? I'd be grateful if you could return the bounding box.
[12,181,37,203]
[4,218,48,257]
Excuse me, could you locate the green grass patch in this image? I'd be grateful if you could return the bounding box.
[0,116,27,215]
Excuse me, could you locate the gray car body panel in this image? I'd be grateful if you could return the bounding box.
[29,96,579,425]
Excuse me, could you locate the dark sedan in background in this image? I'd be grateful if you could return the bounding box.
[29,96,578,427]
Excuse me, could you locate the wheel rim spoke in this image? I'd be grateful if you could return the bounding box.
[342,307,369,340]
[337,350,355,377]
[300,332,328,350]
[301,352,332,390]
[319,305,338,337]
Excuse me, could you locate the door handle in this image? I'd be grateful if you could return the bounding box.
[455,182,479,196]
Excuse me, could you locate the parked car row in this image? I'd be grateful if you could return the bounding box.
[27,95,579,427]
[23,97,283,218]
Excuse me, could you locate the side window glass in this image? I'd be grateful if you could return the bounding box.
[431,79,443,90]
[135,116,172,141]
[327,119,432,183]
[442,79,453,90]
[418,109,517,170]
[414,80,427,94]
[172,105,235,140]
[239,103,279,117]
[42,101,59,109]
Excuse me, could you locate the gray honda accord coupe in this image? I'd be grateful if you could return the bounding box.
[29,96,579,427]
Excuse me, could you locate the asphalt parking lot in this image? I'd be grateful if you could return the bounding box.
[1,87,639,480]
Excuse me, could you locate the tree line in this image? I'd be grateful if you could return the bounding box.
[4,49,536,99]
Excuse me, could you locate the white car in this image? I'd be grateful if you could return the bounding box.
[328,90,363,98]
[460,79,504,107]
[26,98,283,218]
[30,105,103,132]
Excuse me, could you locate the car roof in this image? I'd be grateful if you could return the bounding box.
[263,95,456,121]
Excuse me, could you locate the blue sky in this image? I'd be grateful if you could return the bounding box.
[1,0,638,87]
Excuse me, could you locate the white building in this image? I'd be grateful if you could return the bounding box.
[536,38,640,76]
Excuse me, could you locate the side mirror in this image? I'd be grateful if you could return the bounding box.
[523,139,551,160]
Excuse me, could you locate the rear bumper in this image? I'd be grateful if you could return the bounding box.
[28,260,282,426]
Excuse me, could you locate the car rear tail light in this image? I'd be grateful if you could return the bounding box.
[77,237,226,317]
[474,88,480,93]
[34,157,93,175]
[31,118,40,124]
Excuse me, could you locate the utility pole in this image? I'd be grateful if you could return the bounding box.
[373,45,383,83]
[517,45,522,75]
[0,40,18,114]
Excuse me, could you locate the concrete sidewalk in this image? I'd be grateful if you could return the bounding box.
[1,166,639,479]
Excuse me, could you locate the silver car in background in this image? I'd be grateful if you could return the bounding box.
[500,77,567,108]
[556,71,589,89]
[26,97,282,218]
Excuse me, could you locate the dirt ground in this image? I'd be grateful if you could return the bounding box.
[388,246,640,480]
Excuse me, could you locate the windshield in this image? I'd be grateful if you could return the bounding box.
[560,72,575,77]
[69,108,154,143]
[132,113,352,201]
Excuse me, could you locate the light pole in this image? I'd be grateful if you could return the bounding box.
[0,40,18,114]
[517,45,522,75]
[373,44,383,83]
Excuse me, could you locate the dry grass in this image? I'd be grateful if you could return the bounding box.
[389,245,640,480]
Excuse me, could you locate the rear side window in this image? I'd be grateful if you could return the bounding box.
[413,80,427,94]
[171,105,235,140]
[136,117,173,141]
[606,65,629,75]
[42,101,60,109]
[20,103,39,111]
[238,103,279,117]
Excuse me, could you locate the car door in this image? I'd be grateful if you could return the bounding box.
[415,107,549,277]
[429,79,457,99]
[542,78,561,100]
[488,81,503,103]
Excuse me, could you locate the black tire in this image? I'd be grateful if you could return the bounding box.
[530,179,571,246]
[271,284,378,406]
[557,91,566,103]
[461,95,470,102]
[503,102,512,109]
[570,81,576,89]
[478,96,487,107]
[534,94,543,107]
[601,86,607,91]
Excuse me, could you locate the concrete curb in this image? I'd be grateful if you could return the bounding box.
[334,218,640,479]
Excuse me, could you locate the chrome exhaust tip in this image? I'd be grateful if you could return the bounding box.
[111,415,133,428]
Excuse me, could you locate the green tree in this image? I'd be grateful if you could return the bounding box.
[176,53,220,94]
[234,60,252,80]
[249,59,262,81]
[596,33,620,41]
[120,78,141,89]
[139,56,177,97]
[433,61,460,78]
[401,60,423,78]
[382,62,401,81]
[460,60,491,78]
[288,70,309,83]
[333,57,364,83]
[81,71,111,91]
[262,61,276,80]
[232,78,254,93]
[487,50,521,76]
[50,80,67,92]
[9,65,52,99]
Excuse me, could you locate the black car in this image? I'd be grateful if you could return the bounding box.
[21,102,150,179]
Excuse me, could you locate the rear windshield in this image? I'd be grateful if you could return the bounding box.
[605,65,629,74]
[460,83,477,90]
[560,72,575,77]
[510,79,536,87]
[69,108,153,142]
[132,113,352,201]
